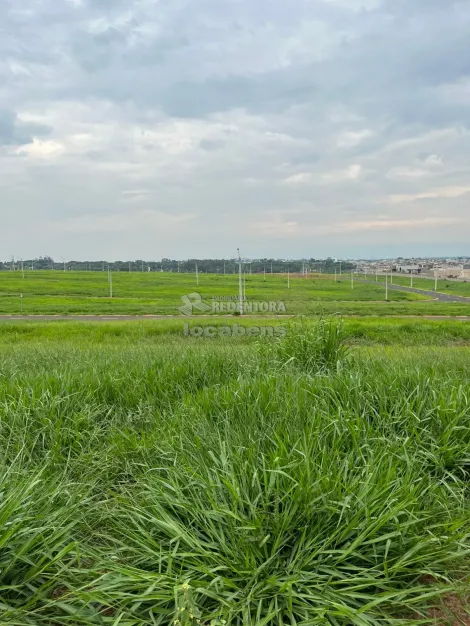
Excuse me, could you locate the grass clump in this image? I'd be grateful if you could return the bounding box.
[0,322,468,624]
[260,317,350,374]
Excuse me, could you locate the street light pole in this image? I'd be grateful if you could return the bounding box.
[237,248,243,315]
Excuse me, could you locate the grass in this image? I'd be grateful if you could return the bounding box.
[373,275,470,298]
[3,317,470,346]
[0,271,429,316]
[0,319,469,624]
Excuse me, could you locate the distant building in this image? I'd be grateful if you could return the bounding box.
[460,265,470,280]
[394,264,423,274]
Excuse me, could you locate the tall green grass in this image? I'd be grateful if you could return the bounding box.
[0,323,468,624]
[259,318,350,373]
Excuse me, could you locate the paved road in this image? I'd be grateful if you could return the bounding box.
[360,279,470,303]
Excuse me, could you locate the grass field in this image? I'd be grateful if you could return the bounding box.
[0,318,469,624]
[3,316,470,345]
[0,270,432,316]
[371,274,470,298]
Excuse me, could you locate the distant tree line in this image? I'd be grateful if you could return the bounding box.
[2,256,355,274]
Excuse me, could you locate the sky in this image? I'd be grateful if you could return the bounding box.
[1,0,470,261]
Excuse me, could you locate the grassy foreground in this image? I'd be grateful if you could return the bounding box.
[0,320,469,624]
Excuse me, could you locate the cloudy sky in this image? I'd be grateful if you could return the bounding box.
[2,0,470,261]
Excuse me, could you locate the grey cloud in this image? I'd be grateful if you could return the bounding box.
[0,110,52,146]
[199,139,225,151]
[1,0,470,259]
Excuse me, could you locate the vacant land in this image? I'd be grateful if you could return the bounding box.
[0,270,432,316]
[375,275,470,298]
[0,319,469,624]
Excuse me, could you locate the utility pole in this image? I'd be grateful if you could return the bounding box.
[435,274,438,292]
[410,272,413,288]
[385,274,388,301]
[287,268,290,289]
[141,260,144,273]
[21,259,24,279]
[196,263,199,287]
[271,261,273,274]
[334,268,337,282]
[237,249,243,315]
[351,271,354,290]
[264,266,266,281]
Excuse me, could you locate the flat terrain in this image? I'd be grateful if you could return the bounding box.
[0,270,428,315]
[0,318,469,624]
[3,270,470,317]
[375,274,470,298]
[360,278,470,302]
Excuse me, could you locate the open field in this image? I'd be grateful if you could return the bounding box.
[374,275,470,298]
[0,319,469,624]
[0,270,431,316]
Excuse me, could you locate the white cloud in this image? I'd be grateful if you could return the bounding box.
[423,154,443,166]
[16,139,64,158]
[282,172,313,185]
[389,186,470,204]
[322,164,363,181]
[386,167,431,180]
[337,130,373,148]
